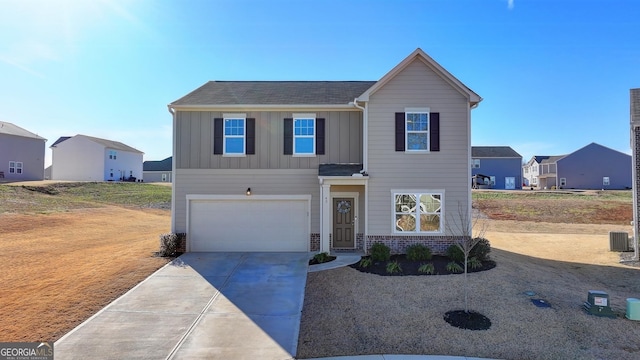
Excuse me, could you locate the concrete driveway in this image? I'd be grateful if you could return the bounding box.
[55,252,309,359]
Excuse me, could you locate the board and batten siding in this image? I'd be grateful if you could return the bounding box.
[175,110,362,169]
[173,168,320,233]
[366,58,472,236]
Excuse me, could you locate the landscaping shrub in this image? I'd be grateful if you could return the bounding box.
[158,233,184,257]
[406,244,432,261]
[468,256,483,270]
[312,252,332,264]
[446,244,465,262]
[370,243,391,262]
[446,261,463,273]
[471,237,491,261]
[418,263,435,274]
[386,260,402,274]
[359,257,372,268]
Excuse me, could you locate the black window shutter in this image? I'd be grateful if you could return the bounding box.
[395,112,405,151]
[316,118,325,155]
[283,118,293,155]
[430,112,440,152]
[213,118,223,154]
[246,118,255,155]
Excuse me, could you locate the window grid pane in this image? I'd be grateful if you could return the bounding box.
[406,112,429,151]
[395,193,442,233]
[294,118,315,154]
[224,118,245,154]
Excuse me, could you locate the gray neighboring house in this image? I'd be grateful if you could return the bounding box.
[143,157,172,182]
[471,146,522,189]
[630,88,640,260]
[524,143,631,190]
[168,48,482,254]
[0,121,46,181]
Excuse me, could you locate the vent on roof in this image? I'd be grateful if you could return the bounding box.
[609,231,630,252]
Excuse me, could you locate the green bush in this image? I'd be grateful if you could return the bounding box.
[370,243,391,262]
[446,261,463,273]
[471,237,491,261]
[406,244,432,261]
[313,252,331,264]
[446,244,465,262]
[418,263,435,274]
[386,261,402,274]
[359,257,372,268]
[468,256,483,270]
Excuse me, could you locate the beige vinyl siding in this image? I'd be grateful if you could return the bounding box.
[173,168,319,233]
[366,58,471,235]
[175,110,362,169]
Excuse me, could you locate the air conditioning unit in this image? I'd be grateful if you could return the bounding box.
[609,231,630,252]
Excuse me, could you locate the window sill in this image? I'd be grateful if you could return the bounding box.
[222,154,246,157]
[292,154,316,158]
[404,150,430,154]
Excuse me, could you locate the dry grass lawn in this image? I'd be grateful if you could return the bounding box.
[298,192,640,360]
[0,207,170,341]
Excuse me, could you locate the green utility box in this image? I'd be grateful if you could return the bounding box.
[583,290,616,318]
[626,298,640,321]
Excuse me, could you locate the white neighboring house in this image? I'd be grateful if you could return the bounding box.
[50,135,143,181]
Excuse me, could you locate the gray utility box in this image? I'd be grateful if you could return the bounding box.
[609,231,630,252]
[583,290,616,318]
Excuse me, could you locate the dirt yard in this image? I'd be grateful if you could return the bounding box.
[0,207,170,342]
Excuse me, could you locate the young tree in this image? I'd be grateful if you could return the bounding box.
[446,201,488,313]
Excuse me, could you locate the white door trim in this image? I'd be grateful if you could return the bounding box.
[330,191,359,249]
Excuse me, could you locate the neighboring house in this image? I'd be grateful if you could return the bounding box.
[0,121,46,181]
[630,88,640,260]
[143,157,172,182]
[168,48,481,254]
[523,143,631,190]
[471,146,522,189]
[50,135,143,181]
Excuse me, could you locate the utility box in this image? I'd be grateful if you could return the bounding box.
[609,231,630,251]
[583,290,616,318]
[626,298,640,321]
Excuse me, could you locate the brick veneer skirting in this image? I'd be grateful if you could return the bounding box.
[366,235,463,255]
[310,233,320,252]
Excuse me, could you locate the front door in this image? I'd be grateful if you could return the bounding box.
[505,177,516,190]
[333,198,354,248]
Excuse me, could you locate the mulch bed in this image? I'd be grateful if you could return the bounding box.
[444,310,492,330]
[349,254,496,276]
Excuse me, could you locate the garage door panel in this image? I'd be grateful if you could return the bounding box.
[189,198,309,252]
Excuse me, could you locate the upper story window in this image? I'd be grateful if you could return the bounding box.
[293,114,316,156]
[224,115,246,155]
[9,161,23,174]
[108,150,117,160]
[406,111,429,151]
[471,159,480,168]
[393,191,443,233]
[395,109,439,153]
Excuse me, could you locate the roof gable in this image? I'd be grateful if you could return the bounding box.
[472,146,521,158]
[170,81,376,107]
[357,48,481,106]
[50,134,143,154]
[0,121,46,141]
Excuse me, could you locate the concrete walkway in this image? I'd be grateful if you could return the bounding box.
[55,252,309,359]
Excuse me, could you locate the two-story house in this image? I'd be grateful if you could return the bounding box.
[0,121,47,181]
[168,48,481,254]
[50,135,144,181]
[471,146,522,189]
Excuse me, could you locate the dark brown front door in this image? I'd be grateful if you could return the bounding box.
[333,198,354,248]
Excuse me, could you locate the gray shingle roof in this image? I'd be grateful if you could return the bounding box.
[50,135,143,154]
[0,121,46,140]
[318,163,364,176]
[472,146,521,158]
[170,81,377,106]
[143,157,172,171]
[540,155,566,164]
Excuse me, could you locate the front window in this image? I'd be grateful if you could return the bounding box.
[603,177,610,186]
[224,117,245,155]
[471,159,480,168]
[406,112,429,151]
[293,115,315,155]
[394,192,443,233]
[560,178,567,186]
[108,150,117,159]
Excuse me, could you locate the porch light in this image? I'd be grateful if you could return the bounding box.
[246,188,251,196]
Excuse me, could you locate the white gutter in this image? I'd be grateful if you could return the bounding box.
[350,98,368,172]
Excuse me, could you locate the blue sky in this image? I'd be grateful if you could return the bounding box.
[1,0,638,167]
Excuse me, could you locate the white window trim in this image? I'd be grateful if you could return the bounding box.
[391,189,444,234]
[404,107,430,153]
[560,178,567,186]
[603,176,610,186]
[223,113,247,157]
[9,161,23,174]
[292,113,316,157]
[472,159,480,168]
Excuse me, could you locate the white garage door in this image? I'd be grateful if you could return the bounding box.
[188,196,309,252]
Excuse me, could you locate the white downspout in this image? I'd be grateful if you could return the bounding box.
[351,98,369,254]
[167,105,177,234]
